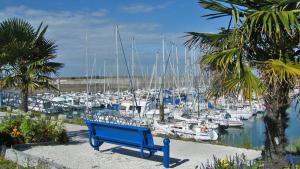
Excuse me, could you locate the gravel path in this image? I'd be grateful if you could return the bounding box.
[20,124,261,169]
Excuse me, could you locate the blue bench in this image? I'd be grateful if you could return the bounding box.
[85,120,170,168]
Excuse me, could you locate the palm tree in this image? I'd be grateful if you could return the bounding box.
[0,18,64,112]
[185,0,300,168]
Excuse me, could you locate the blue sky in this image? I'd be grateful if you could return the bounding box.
[0,0,229,77]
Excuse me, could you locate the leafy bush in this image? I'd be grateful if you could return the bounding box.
[0,115,68,145]
[20,118,36,143]
[47,119,68,143]
[196,154,263,169]
[0,106,7,111]
[294,138,300,155]
[0,156,23,169]
[66,117,85,126]
[286,138,300,155]
[196,154,300,169]
[0,116,22,133]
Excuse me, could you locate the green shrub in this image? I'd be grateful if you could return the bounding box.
[0,106,7,111]
[67,117,85,126]
[0,156,23,169]
[294,138,300,154]
[20,118,36,143]
[0,116,22,133]
[196,155,300,169]
[286,138,300,155]
[32,117,49,142]
[0,115,68,145]
[196,154,263,169]
[47,119,68,143]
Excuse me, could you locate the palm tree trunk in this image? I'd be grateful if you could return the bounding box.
[159,104,164,122]
[263,80,292,168]
[20,88,29,112]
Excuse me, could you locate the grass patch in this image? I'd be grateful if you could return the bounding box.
[0,155,51,169]
[0,156,25,169]
[65,117,85,126]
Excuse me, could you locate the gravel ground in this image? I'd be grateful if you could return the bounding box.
[20,124,261,169]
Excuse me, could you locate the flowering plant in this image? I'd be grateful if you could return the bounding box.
[10,126,21,138]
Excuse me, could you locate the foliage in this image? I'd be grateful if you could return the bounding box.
[295,139,300,155]
[0,156,25,169]
[287,138,300,155]
[0,106,7,111]
[46,119,68,143]
[0,115,68,145]
[0,116,22,133]
[185,1,300,101]
[196,154,263,169]
[66,117,85,126]
[185,0,300,167]
[197,154,300,169]
[0,18,64,112]
[0,155,50,169]
[20,118,38,143]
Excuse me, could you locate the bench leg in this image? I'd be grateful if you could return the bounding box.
[93,139,103,151]
[149,151,154,157]
[88,135,103,151]
[140,147,144,158]
[140,148,154,158]
[163,138,170,168]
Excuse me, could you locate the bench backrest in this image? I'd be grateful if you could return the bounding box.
[85,120,154,147]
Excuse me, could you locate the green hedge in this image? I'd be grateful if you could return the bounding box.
[0,115,68,145]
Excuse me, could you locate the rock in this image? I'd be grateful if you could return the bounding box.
[0,145,6,156]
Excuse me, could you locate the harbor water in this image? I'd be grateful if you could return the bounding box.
[220,100,300,148]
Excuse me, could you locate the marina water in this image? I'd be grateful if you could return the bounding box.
[220,99,300,149]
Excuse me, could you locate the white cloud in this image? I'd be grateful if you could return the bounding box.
[123,4,155,13]
[122,2,170,13]
[0,5,185,77]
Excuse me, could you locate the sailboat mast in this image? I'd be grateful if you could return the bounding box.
[115,26,120,103]
[131,37,134,89]
[184,47,187,88]
[131,37,135,115]
[155,52,158,91]
[176,46,179,88]
[85,33,89,111]
[103,60,106,93]
[162,38,165,89]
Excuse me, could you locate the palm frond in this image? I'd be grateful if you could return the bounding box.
[200,48,240,70]
[246,10,300,38]
[224,65,265,101]
[184,32,230,49]
[205,64,265,101]
[263,59,300,83]
[199,0,246,18]
[0,74,19,88]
